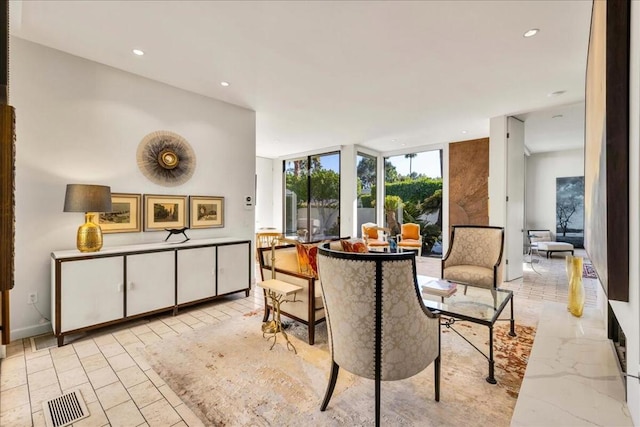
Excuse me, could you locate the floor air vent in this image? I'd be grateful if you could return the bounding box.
[43,389,89,427]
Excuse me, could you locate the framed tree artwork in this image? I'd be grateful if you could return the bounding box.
[189,196,224,229]
[143,194,188,231]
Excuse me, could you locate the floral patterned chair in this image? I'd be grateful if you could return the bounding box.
[441,225,505,291]
[317,245,441,425]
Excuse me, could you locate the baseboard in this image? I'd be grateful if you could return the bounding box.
[11,322,53,341]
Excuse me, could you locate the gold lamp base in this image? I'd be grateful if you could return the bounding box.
[77,213,103,252]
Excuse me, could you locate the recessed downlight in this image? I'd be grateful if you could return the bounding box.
[523,28,539,38]
[548,90,566,97]
[461,130,468,134]
[220,81,230,87]
[132,49,145,56]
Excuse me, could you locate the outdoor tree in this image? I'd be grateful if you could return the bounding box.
[405,153,417,175]
[384,160,399,182]
[357,156,376,190]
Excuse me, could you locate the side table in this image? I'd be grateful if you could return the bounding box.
[258,279,302,353]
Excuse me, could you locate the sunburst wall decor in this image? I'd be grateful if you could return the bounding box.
[136,131,196,187]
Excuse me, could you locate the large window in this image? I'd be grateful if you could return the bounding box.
[284,152,340,242]
[384,150,443,257]
[356,153,377,237]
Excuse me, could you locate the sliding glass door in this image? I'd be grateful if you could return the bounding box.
[284,152,340,242]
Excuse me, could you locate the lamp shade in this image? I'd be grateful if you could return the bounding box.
[63,184,112,213]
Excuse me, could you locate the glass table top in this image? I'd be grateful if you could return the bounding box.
[417,275,513,325]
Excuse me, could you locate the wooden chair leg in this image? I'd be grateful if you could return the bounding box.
[308,323,315,345]
[320,361,340,411]
[262,305,271,322]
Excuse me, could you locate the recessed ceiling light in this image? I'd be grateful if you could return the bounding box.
[523,28,539,38]
[461,130,468,134]
[548,90,566,97]
[132,49,144,56]
[220,81,230,87]
[552,114,564,119]
[391,139,397,142]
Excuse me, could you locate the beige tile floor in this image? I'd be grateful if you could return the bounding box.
[0,250,595,426]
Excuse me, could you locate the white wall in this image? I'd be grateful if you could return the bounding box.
[10,38,256,339]
[489,116,507,227]
[524,149,584,235]
[255,156,275,230]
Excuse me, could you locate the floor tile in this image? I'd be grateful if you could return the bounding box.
[58,366,89,390]
[26,368,59,392]
[128,380,164,409]
[108,352,137,372]
[116,365,148,388]
[26,354,54,375]
[52,353,82,373]
[73,340,101,359]
[74,400,109,427]
[96,381,131,410]
[80,352,109,373]
[86,366,119,389]
[139,399,182,426]
[105,399,145,427]
[28,382,61,412]
[0,402,32,427]
[0,384,29,413]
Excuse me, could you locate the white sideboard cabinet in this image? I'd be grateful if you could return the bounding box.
[51,238,251,346]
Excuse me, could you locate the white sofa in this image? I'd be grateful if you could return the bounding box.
[528,229,574,258]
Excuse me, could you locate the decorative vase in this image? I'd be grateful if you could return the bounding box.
[566,255,584,317]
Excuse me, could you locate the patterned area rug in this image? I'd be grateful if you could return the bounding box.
[142,310,536,426]
[583,263,598,279]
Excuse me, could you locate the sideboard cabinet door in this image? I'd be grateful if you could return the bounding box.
[126,251,175,317]
[61,257,124,332]
[217,243,250,295]
[177,247,216,304]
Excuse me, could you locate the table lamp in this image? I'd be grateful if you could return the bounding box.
[63,184,112,252]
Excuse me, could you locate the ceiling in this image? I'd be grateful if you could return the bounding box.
[9,0,591,158]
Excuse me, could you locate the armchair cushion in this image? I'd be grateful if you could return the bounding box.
[341,239,368,253]
[442,265,495,288]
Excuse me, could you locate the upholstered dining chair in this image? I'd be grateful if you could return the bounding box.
[441,225,504,293]
[317,245,441,426]
[396,222,423,257]
[361,222,390,252]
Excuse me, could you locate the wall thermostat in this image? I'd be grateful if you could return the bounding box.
[244,195,254,209]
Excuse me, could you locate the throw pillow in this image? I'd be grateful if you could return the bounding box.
[296,243,319,278]
[341,239,368,253]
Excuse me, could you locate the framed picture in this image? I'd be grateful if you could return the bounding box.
[143,194,188,231]
[98,193,142,233]
[189,196,224,229]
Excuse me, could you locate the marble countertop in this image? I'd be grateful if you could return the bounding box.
[511,302,632,426]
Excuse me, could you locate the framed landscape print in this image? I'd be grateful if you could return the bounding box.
[144,194,188,231]
[99,193,141,233]
[190,196,224,229]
